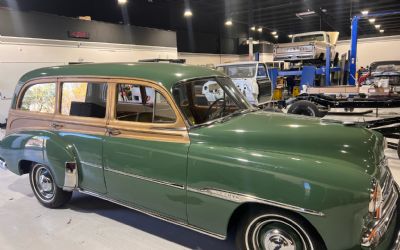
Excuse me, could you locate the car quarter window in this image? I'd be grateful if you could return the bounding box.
[61,82,107,118]
[116,84,176,123]
[19,82,56,113]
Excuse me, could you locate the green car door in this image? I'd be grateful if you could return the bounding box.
[102,80,190,221]
[53,80,109,194]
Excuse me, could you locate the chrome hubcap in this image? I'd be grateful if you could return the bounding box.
[34,166,55,200]
[262,229,296,250]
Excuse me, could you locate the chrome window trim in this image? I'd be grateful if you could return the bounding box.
[104,168,184,190]
[78,189,226,240]
[187,187,325,217]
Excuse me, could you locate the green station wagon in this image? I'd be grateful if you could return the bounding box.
[0,63,399,250]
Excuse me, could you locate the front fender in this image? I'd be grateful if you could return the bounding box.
[187,143,371,249]
[0,130,76,187]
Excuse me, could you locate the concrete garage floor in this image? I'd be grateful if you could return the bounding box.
[0,109,400,250]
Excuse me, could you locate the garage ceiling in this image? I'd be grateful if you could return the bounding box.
[1,0,400,51]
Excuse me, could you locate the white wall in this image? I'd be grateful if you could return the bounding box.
[178,52,250,66]
[178,52,274,66]
[0,36,177,123]
[336,35,400,68]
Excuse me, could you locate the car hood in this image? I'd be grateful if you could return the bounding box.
[190,111,385,176]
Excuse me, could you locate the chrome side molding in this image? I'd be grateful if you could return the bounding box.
[78,189,226,240]
[187,187,325,217]
[104,168,184,190]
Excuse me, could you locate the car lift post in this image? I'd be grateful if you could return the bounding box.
[349,10,400,85]
[325,46,331,86]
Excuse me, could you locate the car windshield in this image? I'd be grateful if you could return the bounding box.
[172,77,254,126]
[216,64,257,78]
[293,34,324,42]
[373,64,400,72]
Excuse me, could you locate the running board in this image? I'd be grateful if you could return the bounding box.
[78,189,226,240]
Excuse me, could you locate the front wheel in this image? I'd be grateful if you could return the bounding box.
[235,209,324,250]
[29,163,72,208]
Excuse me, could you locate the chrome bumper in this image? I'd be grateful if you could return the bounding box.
[362,164,399,248]
[393,230,400,250]
[273,52,316,61]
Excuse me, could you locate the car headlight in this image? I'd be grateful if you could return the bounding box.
[369,179,383,219]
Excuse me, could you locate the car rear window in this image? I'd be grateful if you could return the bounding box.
[19,83,56,113]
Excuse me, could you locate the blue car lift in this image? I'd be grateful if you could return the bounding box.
[349,10,400,85]
[268,46,341,90]
[269,10,400,89]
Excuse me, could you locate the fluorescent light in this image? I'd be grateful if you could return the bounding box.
[183,9,193,17]
[274,35,279,39]
[251,26,256,31]
[257,27,263,32]
[288,34,293,38]
[271,31,277,35]
[375,24,381,29]
[361,10,369,15]
[380,29,384,33]
[225,19,233,26]
[296,10,316,19]
[369,18,376,23]
[118,0,128,5]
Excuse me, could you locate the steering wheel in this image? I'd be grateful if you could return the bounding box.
[204,98,226,121]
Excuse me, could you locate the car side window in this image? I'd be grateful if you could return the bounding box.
[61,82,107,118]
[257,64,267,77]
[20,83,56,113]
[116,84,176,123]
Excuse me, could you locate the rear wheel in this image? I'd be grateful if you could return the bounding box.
[235,209,324,250]
[29,163,72,208]
[287,100,324,117]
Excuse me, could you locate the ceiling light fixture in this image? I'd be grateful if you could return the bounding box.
[183,9,193,17]
[118,0,128,5]
[296,9,316,19]
[251,26,256,31]
[271,31,277,35]
[225,19,233,26]
[380,29,384,33]
[257,27,263,32]
[361,10,369,15]
[375,24,381,29]
[368,18,376,23]
[274,35,279,39]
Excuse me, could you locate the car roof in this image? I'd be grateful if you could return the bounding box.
[18,62,225,92]
[292,31,327,37]
[216,61,260,67]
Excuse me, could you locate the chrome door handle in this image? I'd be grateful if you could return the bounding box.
[107,128,121,136]
[51,123,64,129]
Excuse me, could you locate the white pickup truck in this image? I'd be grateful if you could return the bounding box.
[273,31,339,64]
[216,61,272,105]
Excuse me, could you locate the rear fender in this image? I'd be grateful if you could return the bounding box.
[0,130,78,189]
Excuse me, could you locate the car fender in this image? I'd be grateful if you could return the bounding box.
[0,130,77,188]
